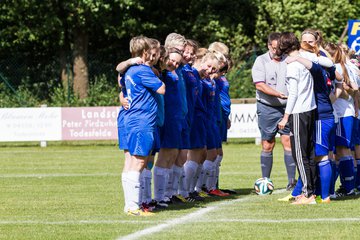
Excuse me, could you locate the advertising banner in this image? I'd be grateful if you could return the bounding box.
[227,104,260,138]
[348,19,360,55]
[61,107,120,140]
[0,107,61,141]
[0,105,260,142]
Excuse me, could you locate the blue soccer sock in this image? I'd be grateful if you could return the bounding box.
[318,159,332,199]
[292,176,303,197]
[260,151,273,178]
[338,156,355,193]
[315,164,321,197]
[284,150,296,184]
[329,159,337,195]
[356,160,360,190]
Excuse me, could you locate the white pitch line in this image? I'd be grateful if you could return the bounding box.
[2,217,360,226]
[195,218,360,223]
[116,207,216,240]
[117,185,360,240]
[116,190,287,240]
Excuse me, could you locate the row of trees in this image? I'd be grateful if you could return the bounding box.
[0,0,359,106]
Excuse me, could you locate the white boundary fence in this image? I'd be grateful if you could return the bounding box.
[0,104,260,142]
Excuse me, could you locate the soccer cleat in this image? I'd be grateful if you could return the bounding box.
[319,197,331,204]
[334,187,355,199]
[127,209,154,216]
[291,194,316,205]
[220,189,237,195]
[148,200,158,207]
[208,189,230,197]
[162,196,173,205]
[148,200,168,209]
[185,196,196,202]
[354,189,360,195]
[198,190,210,198]
[141,202,155,212]
[171,194,187,203]
[329,193,337,199]
[157,200,169,208]
[189,191,205,201]
[277,194,295,202]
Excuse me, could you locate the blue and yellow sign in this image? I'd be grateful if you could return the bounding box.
[348,20,360,54]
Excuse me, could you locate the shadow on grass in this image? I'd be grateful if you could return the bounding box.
[331,193,360,201]
[156,188,255,212]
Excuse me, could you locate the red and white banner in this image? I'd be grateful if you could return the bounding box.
[61,107,119,140]
[0,105,260,142]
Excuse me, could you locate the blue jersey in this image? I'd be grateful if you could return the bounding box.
[182,64,199,125]
[201,78,216,121]
[192,68,206,117]
[213,78,222,124]
[309,62,334,120]
[118,77,127,126]
[162,70,184,120]
[215,76,231,118]
[176,65,188,119]
[153,93,164,127]
[124,64,163,131]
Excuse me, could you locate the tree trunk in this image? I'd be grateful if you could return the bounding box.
[60,49,70,91]
[73,28,89,99]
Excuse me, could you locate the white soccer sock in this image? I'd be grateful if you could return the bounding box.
[202,160,215,191]
[139,170,146,204]
[143,168,153,204]
[194,163,204,192]
[165,166,174,199]
[153,166,167,201]
[178,167,187,197]
[184,160,199,197]
[125,171,141,211]
[215,155,223,188]
[121,172,129,213]
[206,162,217,191]
[172,165,183,196]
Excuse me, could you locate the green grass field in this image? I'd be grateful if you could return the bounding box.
[1,140,360,240]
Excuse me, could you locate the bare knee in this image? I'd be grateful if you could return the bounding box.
[280,135,291,152]
[262,139,275,152]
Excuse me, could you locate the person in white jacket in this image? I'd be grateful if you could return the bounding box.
[277,32,317,204]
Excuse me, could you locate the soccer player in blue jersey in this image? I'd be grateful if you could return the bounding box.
[208,42,233,194]
[195,50,230,197]
[138,39,163,212]
[172,39,199,202]
[117,74,132,212]
[116,38,163,213]
[324,43,359,198]
[121,36,165,216]
[117,36,149,214]
[152,33,187,207]
[183,49,222,199]
[153,48,184,206]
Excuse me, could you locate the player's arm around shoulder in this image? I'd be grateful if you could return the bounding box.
[156,83,165,95]
[140,67,166,95]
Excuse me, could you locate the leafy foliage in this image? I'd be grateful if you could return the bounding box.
[0,0,358,105]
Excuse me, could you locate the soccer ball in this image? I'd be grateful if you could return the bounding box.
[254,177,274,195]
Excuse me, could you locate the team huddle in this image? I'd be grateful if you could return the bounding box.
[117,33,232,216]
[253,29,360,205]
[117,28,360,215]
